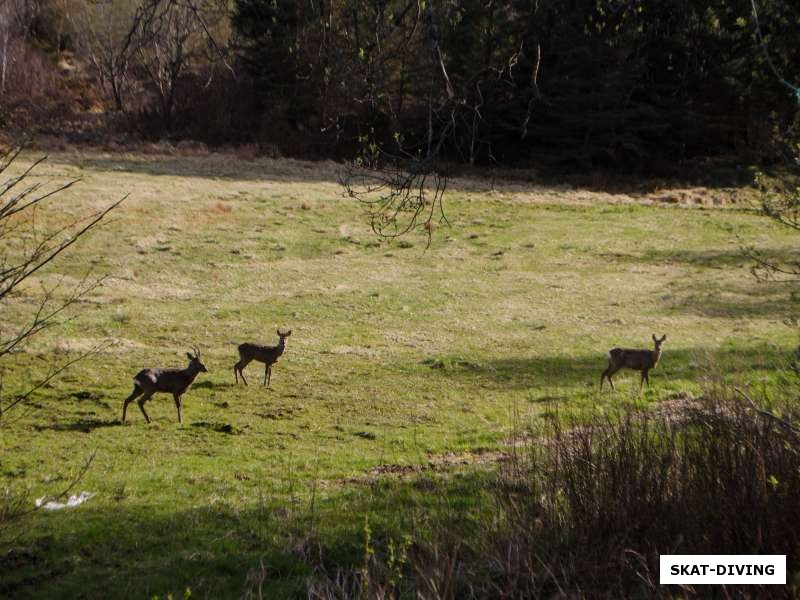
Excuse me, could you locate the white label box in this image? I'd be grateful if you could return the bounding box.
[660,555,786,585]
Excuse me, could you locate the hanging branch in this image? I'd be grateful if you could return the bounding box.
[750,0,800,100]
[339,153,449,247]
[339,3,534,247]
[742,1,800,281]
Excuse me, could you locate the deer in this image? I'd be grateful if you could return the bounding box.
[234,329,291,387]
[600,334,666,392]
[121,347,207,424]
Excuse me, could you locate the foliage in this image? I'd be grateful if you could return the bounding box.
[750,115,800,280]
[227,0,800,167]
[1,0,797,165]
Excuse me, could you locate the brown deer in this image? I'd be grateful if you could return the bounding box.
[601,334,666,392]
[122,347,207,424]
[234,329,291,387]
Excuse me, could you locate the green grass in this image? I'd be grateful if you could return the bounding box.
[1,151,798,597]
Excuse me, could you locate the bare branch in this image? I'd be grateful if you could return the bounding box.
[0,147,125,420]
[734,387,800,434]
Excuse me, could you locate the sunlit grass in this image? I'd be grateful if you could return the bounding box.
[1,150,797,598]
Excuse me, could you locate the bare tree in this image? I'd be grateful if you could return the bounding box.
[71,0,158,112]
[136,0,199,129]
[0,145,124,419]
[0,0,38,103]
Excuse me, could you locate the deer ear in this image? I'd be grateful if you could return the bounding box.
[660,335,667,342]
[286,330,292,336]
[652,334,657,342]
[187,352,194,360]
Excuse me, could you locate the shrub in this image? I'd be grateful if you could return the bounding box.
[307,390,800,598]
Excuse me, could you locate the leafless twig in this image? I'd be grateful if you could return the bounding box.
[0,145,124,419]
[734,387,800,434]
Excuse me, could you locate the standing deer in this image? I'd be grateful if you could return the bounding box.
[121,347,207,424]
[234,329,291,387]
[601,334,666,392]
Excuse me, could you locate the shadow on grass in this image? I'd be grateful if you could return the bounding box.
[1,504,312,599]
[593,246,798,318]
[74,154,341,184]
[33,419,122,433]
[6,413,798,600]
[603,247,798,270]
[668,294,798,320]
[2,458,499,600]
[422,344,794,391]
[190,421,243,434]
[193,380,235,390]
[662,280,799,319]
[73,153,759,197]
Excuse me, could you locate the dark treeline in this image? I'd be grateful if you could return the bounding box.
[1,0,798,170]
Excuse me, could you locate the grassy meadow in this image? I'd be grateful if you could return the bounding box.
[1,150,798,597]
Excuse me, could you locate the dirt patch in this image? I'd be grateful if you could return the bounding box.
[328,345,380,358]
[340,447,510,485]
[649,390,704,421]
[106,280,195,300]
[54,337,144,354]
[649,187,749,207]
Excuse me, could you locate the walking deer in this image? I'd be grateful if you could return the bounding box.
[234,329,291,387]
[600,334,666,392]
[122,347,207,424]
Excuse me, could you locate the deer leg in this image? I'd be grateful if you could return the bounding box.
[235,358,250,386]
[173,393,183,424]
[137,392,154,423]
[643,370,650,389]
[122,385,143,423]
[639,370,649,392]
[602,366,618,391]
[267,366,272,387]
[263,364,269,386]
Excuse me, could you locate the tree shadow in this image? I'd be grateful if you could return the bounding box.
[423,344,793,392]
[63,153,755,198]
[7,437,795,600]
[665,284,798,319]
[598,248,799,319]
[2,504,309,599]
[72,154,342,184]
[606,247,798,271]
[2,467,494,600]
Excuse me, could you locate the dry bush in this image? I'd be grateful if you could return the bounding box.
[307,389,800,599]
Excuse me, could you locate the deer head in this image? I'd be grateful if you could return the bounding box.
[186,346,208,372]
[652,334,667,350]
